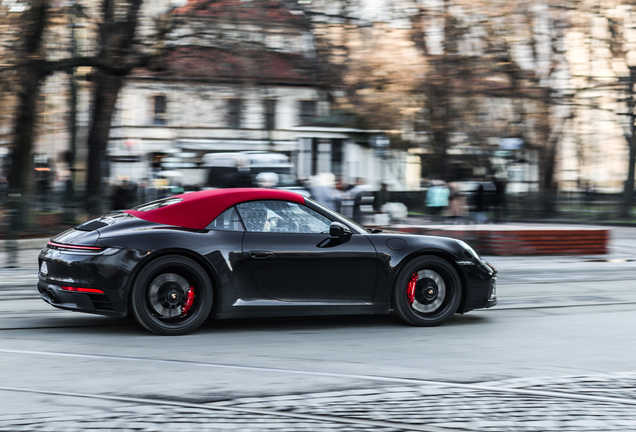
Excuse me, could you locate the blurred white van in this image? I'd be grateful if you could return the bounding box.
[202,152,307,194]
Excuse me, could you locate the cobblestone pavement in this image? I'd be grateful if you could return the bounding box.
[2,372,635,431]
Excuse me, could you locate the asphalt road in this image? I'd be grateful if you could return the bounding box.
[0,246,636,431]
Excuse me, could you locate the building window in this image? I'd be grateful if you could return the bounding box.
[299,100,316,125]
[227,98,242,128]
[153,95,167,125]
[264,99,276,130]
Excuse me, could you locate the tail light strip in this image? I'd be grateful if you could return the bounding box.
[61,286,105,294]
[48,241,103,252]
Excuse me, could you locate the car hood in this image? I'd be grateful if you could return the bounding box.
[365,231,475,259]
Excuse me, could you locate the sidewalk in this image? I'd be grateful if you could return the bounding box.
[1,372,636,431]
[0,238,47,269]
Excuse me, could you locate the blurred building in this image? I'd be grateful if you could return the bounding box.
[300,0,636,195]
[5,0,636,198]
[0,0,420,198]
[107,0,418,190]
[300,0,544,192]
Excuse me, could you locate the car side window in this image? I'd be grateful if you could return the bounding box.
[237,200,332,234]
[206,206,245,231]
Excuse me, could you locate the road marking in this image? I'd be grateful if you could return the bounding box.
[493,301,636,310]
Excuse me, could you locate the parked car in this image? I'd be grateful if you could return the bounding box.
[38,188,497,335]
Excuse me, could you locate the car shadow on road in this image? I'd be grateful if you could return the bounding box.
[196,312,491,335]
[25,310,492,336]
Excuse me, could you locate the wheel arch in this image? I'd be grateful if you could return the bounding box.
[126,247,221,316]
[392,249,467,313]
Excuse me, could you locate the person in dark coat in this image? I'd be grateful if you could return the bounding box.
[493,177,506,222]
[474,183,488,223]
[374,182,391,212]
[347,178,368,224]
[112,180,136,210]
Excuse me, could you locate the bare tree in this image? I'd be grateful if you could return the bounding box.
[85,0,145,215]
[1,0,166,220]
[5,0,50,229]
[577,1,636,216]
[3,0,326,221]
[303,0,575,206]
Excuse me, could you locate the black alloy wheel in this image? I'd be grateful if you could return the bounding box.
[131,255,213,335]
[392,255,461,326]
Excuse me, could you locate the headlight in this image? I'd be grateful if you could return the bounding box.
[455,239,480,260]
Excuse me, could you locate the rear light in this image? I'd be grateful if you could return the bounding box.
[48,241,104,252]
[61,286,105,294]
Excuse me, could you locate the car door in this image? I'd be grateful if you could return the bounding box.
[237,200,378,302]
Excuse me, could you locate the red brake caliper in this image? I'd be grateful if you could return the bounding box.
[407,273,418,305]
[181,286,195,316]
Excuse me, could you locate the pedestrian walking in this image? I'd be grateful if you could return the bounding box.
[426,181,450,222]
[447,182,465,222]
[309,173,342,212]
[473,181,489,223]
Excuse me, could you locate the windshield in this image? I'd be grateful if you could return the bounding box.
[304,197,370,234]
[132,197,183,212]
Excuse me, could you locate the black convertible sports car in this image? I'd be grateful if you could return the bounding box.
[38,188,497,335]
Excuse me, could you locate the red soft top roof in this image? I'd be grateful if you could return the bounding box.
[125,188,305,229]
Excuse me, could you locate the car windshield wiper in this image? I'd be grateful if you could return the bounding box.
[367,228,383,233]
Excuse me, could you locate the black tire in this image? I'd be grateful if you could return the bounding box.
[130,255,213,335]
[392,255,461,327]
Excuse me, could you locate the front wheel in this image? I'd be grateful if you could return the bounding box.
[131,255,213,335]
[392,256,461,327]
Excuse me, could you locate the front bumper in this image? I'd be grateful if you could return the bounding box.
[457,260,498,313]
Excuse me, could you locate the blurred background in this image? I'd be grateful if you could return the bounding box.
[2,0,636,237]
[3,3,636,429]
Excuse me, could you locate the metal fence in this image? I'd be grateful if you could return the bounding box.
[2,188,635,243]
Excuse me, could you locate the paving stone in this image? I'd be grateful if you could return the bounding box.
[3,373,636,431]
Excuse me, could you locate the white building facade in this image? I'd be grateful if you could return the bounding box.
[106,0,418,191]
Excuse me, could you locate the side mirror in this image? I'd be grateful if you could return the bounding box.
[329,222,350,237]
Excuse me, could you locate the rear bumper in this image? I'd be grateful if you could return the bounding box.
[37,245,146,318]
[38,280,126,317]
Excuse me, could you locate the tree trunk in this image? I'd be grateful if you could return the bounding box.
[85,72,123,216]
[7,68,43,230]
[538,104,565,217]
[540,136,559,217]
[621,67,636,218]
[7,0,49,231]
[431,128,449,180]
[622,129,635,218]
[424,58,453,181]
[84,0,144,216]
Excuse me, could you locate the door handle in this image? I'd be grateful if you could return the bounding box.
[249,250,274,259]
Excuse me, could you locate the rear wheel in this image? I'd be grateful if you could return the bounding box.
[392,256,461,326]
[131,255,213,335]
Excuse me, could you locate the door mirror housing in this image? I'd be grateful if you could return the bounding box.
[329,222,350,237]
